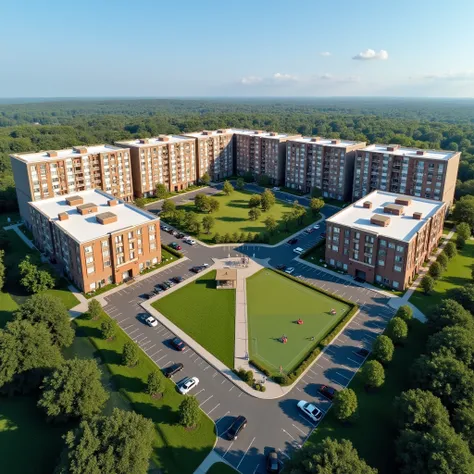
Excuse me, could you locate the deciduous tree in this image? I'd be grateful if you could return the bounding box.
[209,197,220,213]
[248,208,261,221]
[428,261,442,279]
[146,371,163,398]
[260,189,275,212]
[456,221,472,240]
[200,172,211,186]
[263,216,278,235]
[436,252,448,270]
[122,342,140,367]
[453,404,474,452]
[179,395,200,428]
[88,299,102,320]
[373,335,394,364]
[310,197,324,216]
[333,388,358,422]
[362,360,385,389]
[202,215,215,234]
[223,180,234,195]
[451,283,474,314]
[444,241,457,259]
[420,275,435,295]
[426,299,473,331]
[18,256,55,294]
[100,319,116,340]
[395,305,413,324]
[236,177,245,190]
[161,199,176,217]
[248,194,261,208]
[0,249,5,291]
[387,317,408,344]
[453,195,474,228]
[155,183,168,199]
[134,198,146,209]
[426,325,474,368]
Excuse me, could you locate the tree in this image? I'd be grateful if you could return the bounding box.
[387,317,408,344]
[263,216,278,235]
[0,320,62,392]
[146,371,163,398]
[161,199,176,217]
[57,408,154,474]
[457,222,472,240]
[257,174,271,187]
[362,360,385,389]
[260,189,275,212]
[396,424,474,474]
[282,212,292,231]
[209,197,220,213]
[236,177,245,190]
[291,201,307,225]
[288,437,377,474]
[14,293,74,348]
[0,249,4,291]
[248,208,261,221]
[200,172,211,186]
[311,187,322,198]
[179,395,200,428]
[444,241,457,259]
[393,389,450,432]
[133,197,145,208]
[453,405,474,452]
[88,299,102,320]
[248,194,261,208]
[194,193,210,213]
[428,261,442,280]
[38,358,108,420]
[172,209,186,227]
[395,305,413,324]
[436,252,448,270]
[184,211,200,233]
[457,234,467,249]
[333,388,358,422]
[373,335,394,364]
[202,215,215,234]
[223,180,234,195]
[310,197,324,216]
[426,299,473,331]
[18,256,55,294]
[420,275,435,295]
[155,183,168,199]
[453,195,474,228]
[213,232,222,244]
[426,325,474,368]
[411,352,474,409]
[122,342,140,367]
[451,284,474,314]
[100,319,116,340]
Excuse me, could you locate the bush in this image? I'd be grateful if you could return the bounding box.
[249,360,271,377]
[373,335,395,364]
[88,299,102,320]
[122,342,140,367]
[146,371,163,397]
[456,235,466,249]
[363,360,385,389]
[395,305,413,324]
[161,244,183,259]
[428,261,442,279]
[100,319,116,340]
[235,368,255,386]
[387,317,409,344]
[178,396,200,428]
[457,222,471,240]
[333,388,358,421]
[436,252,448,270]
[444,241,457,259]
[421,275,435,294]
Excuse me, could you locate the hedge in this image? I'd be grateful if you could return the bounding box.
[161,244,184,259]
[249,359,271,377]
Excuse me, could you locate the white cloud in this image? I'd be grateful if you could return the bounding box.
[320,52,331,57]
[240,76,263,85]
[240,72,298,86]
[422,71,474,81]
[352,49,388,61]
[272,72,298,82]
[317,73,359,83]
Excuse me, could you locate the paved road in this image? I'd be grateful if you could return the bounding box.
[102,189,394,473]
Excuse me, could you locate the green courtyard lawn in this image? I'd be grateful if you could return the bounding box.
[410,234,474,315]
[175,189,318,244]
[309,320,430,474]
[153,271,235,368]
[247,270,350,375]
[207,462,239,474]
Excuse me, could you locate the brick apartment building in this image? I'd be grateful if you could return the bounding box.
[184,129,234,181]
[10,145,133,225]
[324,190,446,290]
[234,130,301,184]
[285,137,366,199]
[352,144,460,207]
[28,190,161,293]
[115,135,196,197]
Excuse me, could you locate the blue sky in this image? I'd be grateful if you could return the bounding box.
[2,0,474,97]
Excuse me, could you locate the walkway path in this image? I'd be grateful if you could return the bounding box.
[3,223,37,250]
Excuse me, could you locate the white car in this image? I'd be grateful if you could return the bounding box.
[297,400,323,422]
[293,247,304,254]
[313,225,320,230]
[187,239,196,245]
[145,316,158,327]
[272,187,280,191]
[178,377,199,395]
[285,267,295,274]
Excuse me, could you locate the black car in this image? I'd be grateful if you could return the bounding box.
[287,238,298,245]
[161,281,172,289]
[163,363,184,378]
[171,337,186,351]
[176,232,185,239]
[355,348,370,358]
[227,415,247,440]
[319,385,337,400]
[152,287,162,295]
[172,276,184,283]
[190,266,203,274]
[266,451,281,473]
[144,292,155,299]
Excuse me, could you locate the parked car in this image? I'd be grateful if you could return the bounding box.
[293,247,304,254]
[297,400,323,422]
[169,242,182,251]
[152,287,162,295]
[172,276,183,283]
[178,376,199,395]
[161,281,171,289]
[167,227,175,234]
[186,239,196,245]
[313,224,321,230]
[144,292,155,299]
[227,415,248,440]
[304,227,315,234]
[190,266,203,273]
[163,363,184,378]
[285,267,295,274]
[355,347,370,358]
[319,385,337,400]
[276,264,287,271]
[161,225,170,232]
[144,316,158,327]
[171,230,179,237]
[171,337,186,351]
[266,451,281,473]
[287,238,298,245]
[165,279,175,287]
[176,232,185,239]
[272,187,280,191]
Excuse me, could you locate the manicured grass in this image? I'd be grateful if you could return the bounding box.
[207,462,239,474]
[73,313,216,474]
[302,240,326,266]
[0,292,19,328]
[247,270,350,375]
[153,271,235,368]
[309,320,430,474]
[175,189,317,244]
[410,234,473,315]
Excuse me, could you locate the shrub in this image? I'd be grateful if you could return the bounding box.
[428,261,442,280]
[88,299,102,320]
[333,388,358,421]
[249,360,271,377]
[100,319,116,340]
[179,396,200,428]
[456,235,466,249]
[387,317,408,344]
[122,342,140,367]
[421,275,435,294]
[373,335,395,364]
[363,360,385,389]
[436,252,448,270]
[444,241,457,259]
[395,305,413,324]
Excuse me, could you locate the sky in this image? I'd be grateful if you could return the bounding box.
[1,0,474,98]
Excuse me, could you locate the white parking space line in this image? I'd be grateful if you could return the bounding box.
[223,441,234,457]
[215,411,230,427]
[150,349,162,358]
[195,388,205,397]
[207,403,221,416]
[156,355,167,362]
[282,428,297,442]
[128,328,139,335]
[278,449,291,460]
[347,357,361,365]
[237,437,256,469]
[335,371,352,381]
[199,395,213,407]
[292,424,306,435]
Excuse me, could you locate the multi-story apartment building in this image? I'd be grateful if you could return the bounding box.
[325,190,446,290]
[184,129,234,181]
[352,144,460,207]
[116,135,196,197]
[10,145,133,225]
[29,190,161,293]
[234,130,301,184]
[285,137,366,199]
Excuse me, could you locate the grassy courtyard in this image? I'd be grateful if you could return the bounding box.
[175,189,317,244]
[153,271,236,368]
[247,270,350,375]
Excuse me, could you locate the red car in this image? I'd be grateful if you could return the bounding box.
[319,385,337,400]
[170,242,182,251]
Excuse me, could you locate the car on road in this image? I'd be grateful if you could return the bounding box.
[144,292,155,299]
[171,337,186,351]
[319,385,337,400]
[276,264,287,271]
[161,225,170,232]
[190,266,203,273]
[176,232,185,239]
[297,400,323,422]
[285,267,295,274]
[163,363,184,378]
[272,187,280,192]
[355,347,370,358]
[304,227,315,234]
[172,276,183,284]
[266,450,281,473]
[293,247,304,255]
[144,315,158,327]
[186,238,196,245]
[178,376,199,395]
[287,238,298,245]
[160,281,172,289]
[165,279,175,287]
[227,415,248,440]
[169,242,182,251]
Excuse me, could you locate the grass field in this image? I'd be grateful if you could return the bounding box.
[247,270,350,374]
[410,234,473,315]
[153,271,235,368]
[207,462,239,474]
[176,189,318,244]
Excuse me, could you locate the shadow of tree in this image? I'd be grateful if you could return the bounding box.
[111,373,146,394]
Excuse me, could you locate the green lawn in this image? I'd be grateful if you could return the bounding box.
[410,234,473,315]
[207,462,239,474]
[73,313,216,474]
[309,320,430,474]
[175,189,318,244]
[247,270,350,375]
[153,271,235,368]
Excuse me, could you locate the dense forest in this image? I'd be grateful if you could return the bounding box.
[2,98,474,212]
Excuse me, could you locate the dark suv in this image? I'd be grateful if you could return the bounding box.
[163,363,184,378]
[227,416,247,440]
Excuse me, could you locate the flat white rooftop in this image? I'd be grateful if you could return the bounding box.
[184,129,236,138]
[116,135,194,147]
[288,136,365,148]
[233,129,298,140]
[30,189,157,243]
[361,144,456,161]
[12,145,125,164]
[327,190,445,242]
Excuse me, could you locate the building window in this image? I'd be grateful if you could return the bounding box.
[396,245,404,253]
[148,225,155,233]
[117,256,125,265]
[150,234,155,241]
[378,260,385,266]
[84,246,92,253]
[375,275,382,283]
[137,228,142,235]
[87,266,95,274]
[101,240,108,248]
[115,235,123,243]
[388,242,396,249]
[395,255,403,263]
[86,256,94,264]
[90,282,96,290]
[104,260,111,267]
[394,265,402,272]
[128,231,134,239]
[393,281,400,289]
[332,245,339,252]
